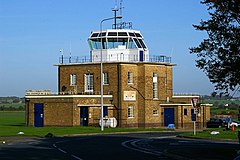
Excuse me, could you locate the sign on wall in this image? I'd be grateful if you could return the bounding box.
[124,91,136,101]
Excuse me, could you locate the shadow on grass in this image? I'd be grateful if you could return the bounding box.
[9,123,25,126]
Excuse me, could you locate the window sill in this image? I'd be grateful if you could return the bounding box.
[127,117,134,119]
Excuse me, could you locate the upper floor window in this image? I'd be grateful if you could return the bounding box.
[70,74,77,86]
[84,74,94,92]
[153,73,158,99]
[103,72,109,85]
[128,72,133,84]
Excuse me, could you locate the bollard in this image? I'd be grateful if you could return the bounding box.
[232,124,235,132]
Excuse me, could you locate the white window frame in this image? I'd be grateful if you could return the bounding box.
[153,73,158,99]
[153,109,158,116]
[103,72,109,85]
[127,106,134,118]
[70,74,77,86]
[128,72,133,84]
[84,74,94,92]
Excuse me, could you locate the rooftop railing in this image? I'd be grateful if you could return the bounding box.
[25,90,113,96]
[59,55,171,64]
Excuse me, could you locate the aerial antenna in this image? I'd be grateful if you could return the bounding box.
[112,0,119,29]
[60,49,64,64]
[120,0,124,17]
[69,42,72,63]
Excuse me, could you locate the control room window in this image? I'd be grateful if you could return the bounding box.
[153,73,158,99]
[128,72,133,84]
[128,106,134,118]
[84,74,94,92]
[103,72,109,85]
[70,74,77,86]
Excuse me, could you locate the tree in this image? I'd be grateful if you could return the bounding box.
[190,0,240,95]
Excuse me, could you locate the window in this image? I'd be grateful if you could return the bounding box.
[103,72,109,85]
[128,72,133,84]
[118,32,128,36]
[84,74,94,92]
[153,73,158,99]
[108,32,117,36]
[128,38,137,49]
[128,106,134,118]
[184,108,188,116]
[153,109,158,116]
[70,74,77,86]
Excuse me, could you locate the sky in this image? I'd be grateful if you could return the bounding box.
[0,0,219,97]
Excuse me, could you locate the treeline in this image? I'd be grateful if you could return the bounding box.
[0,105,25,111]
[0,96,25,104]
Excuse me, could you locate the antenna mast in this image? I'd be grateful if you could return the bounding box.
[120,0,124,18]
[112,0,119,29]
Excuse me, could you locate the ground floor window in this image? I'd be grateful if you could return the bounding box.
[128,106,134,118]
[184,108,188,116]
[153,109,158,116]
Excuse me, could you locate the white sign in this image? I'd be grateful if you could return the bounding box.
[124,91,136,101]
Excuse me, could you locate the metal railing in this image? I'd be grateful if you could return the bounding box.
[59,56,91,64]
[25,90,113,96]
[59,55,171,64]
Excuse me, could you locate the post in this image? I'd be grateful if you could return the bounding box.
[100,15,122,131]
[194,121,196,136]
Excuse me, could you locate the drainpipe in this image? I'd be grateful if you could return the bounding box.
[117,64,121,127]
[25,98,30,126]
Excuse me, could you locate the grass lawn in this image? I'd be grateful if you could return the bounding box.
[0,111,169,137]
[179,128,239,141]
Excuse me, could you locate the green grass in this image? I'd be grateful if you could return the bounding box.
[179,128,239,140]
[0,111,168,137]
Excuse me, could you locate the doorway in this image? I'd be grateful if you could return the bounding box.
[164,108,174,126]
[34,103,44,127]
[80,107,89,126]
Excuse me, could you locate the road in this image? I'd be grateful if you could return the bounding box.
[0,132,239,160]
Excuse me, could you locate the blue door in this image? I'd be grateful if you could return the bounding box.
[164,108,174,126]
[80,107,88,126]
[139,50,144,61]
[34,103,44,127]
[103,106,108,117]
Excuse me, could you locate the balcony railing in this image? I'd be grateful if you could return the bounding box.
[25,90,113,96]
[59,55,171,64]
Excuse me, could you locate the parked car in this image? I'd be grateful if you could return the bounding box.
[230,120,240,127]
[207,118,224,128]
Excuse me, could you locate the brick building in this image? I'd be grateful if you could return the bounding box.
[25,11,210,129]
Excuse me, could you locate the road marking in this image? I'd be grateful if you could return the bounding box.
[121,136,178,157]
[72,154,83,160]
[122,139,162,156]
[53,140,84,160]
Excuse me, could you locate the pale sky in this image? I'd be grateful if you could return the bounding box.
[0,0,218,97]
